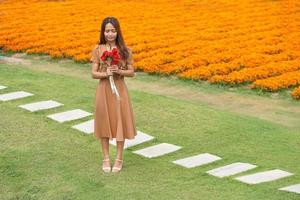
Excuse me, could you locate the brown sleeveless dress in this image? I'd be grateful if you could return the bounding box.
[90,44,137,141]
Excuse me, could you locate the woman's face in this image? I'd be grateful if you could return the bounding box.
[104,23,117,43]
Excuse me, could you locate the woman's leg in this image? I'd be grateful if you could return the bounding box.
[100,137,110,158]
[113,141,124,169]
[100,138,110,168]
[116,141,124,159]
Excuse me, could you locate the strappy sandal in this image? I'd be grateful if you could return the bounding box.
[102,158,111,173]
[112,159,123,173]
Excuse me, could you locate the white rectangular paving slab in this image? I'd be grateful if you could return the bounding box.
[172,153,222,168]
[206,162,257,178]
[47,109,92,123]
[0,85,7,90]
[133,143,181,158]
[109,130,154,149]
[0,91,34,101]
[18,100,63,112]
[235,169,293,184]
[72,119,94,134]
[279,184,300,194]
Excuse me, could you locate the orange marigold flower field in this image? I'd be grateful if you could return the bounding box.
[0,0,300,99]
[291,86,300,100]
[251,70,300,91]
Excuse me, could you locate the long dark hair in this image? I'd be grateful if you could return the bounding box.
[98,17,130,61]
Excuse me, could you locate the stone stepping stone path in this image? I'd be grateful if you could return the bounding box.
[172,153,221,168]
[0,85,7,90]
[235,169,293,184]
[47,109,92,123]
[133,143,182,158]
[279,183,300,194]
[206,162,257,178]
[0,91,34,101]
[109,130,155,149]
[72,119,94,134]
[18,100,63,112]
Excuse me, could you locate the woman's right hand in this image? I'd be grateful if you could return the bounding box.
[106,67,113,76]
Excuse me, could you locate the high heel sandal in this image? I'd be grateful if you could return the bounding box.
[112,159,123,173]
[102,158,111,173]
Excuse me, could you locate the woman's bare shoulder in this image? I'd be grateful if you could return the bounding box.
[92,44,99,52]
[93,44,105,55]
[127,47,133,55]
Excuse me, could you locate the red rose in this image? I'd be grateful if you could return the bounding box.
[101,47,121,65]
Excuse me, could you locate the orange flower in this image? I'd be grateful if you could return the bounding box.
[291,87,300,100]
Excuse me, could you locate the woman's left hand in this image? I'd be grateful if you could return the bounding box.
[110,65,122,74]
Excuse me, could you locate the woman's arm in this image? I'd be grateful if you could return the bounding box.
[90,46,108,79]
[120,65,135,77]
[120,48,135,77]
[92,63,108,79]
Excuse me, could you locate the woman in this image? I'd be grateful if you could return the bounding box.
[90,16,137,173]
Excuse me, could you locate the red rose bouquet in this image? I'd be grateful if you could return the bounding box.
[100,47,122,65]
[100,47,122,100]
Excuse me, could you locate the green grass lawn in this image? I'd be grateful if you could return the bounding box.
[0,54,300,200]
